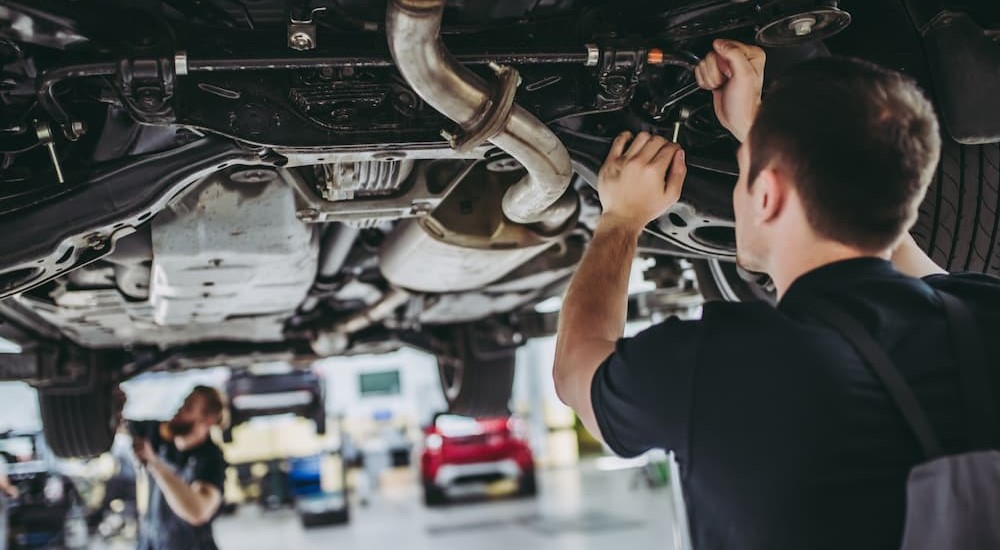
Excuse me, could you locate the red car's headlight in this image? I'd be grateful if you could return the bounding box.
[507,417,528,441]
[425,433,443,451]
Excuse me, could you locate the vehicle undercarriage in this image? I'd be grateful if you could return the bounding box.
[1,0,998,456]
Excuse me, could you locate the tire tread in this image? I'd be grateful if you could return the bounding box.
[39,375,115,458]
[913,141,1000,275]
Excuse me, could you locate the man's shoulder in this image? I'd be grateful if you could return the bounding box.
[195,438,225,459]
[195,439,228,472]
[620,300,789,360]
[701,299,791,331]
[702,298,781,316]
[925,272,1000,314]
[618,300,795,348]
[925,272,1000,294]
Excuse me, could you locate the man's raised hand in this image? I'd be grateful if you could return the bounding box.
[695,39,766,142]
[597,131,687,231]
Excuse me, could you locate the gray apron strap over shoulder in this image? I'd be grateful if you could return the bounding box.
[803,291,998,457]
[937,292,1000,450]
[804,297,943,457]
[804,289,1000,550]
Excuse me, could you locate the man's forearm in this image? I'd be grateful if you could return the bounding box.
[554,216,642,404]
[0,475,10,490]
[146,457,215,526]
[560,216,641,342]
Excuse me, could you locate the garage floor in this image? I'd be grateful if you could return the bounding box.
[95,461,679,550]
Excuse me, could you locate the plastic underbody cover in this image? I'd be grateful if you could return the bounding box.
[149,172,318,326]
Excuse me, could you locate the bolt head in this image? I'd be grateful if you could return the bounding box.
[136,90,163,109]
[289,32,314,50]
[440,129,457,147]
[296,208,319,221]
[85,234,107,251]
[585,44,600,67]
[411,202,434,214]
[789,16,817,36]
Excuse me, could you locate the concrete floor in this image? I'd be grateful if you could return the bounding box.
[92,461,679,550]
[219,463,677,550]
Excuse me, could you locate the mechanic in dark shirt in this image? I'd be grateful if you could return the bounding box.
[554,39,999,550]
[131,386,227,550]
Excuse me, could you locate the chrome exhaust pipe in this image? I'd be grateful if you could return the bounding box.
[385,0,574,225]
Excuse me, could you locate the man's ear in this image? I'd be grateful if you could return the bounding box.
[754,166,787,225]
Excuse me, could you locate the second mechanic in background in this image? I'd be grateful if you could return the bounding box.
[130,386,228,550]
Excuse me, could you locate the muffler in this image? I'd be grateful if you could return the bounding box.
[385,0,574,225]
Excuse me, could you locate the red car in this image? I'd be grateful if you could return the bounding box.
[420,414,536,506]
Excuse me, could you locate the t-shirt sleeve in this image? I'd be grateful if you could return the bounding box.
[194,446,227,494]
[590,316,702,459]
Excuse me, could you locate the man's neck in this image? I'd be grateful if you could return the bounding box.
[769,239,890,300]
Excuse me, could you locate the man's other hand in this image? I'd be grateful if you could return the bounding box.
[695,39,765,142]
[133,437,155,466]
[598,131,687,231]
[2,485,18,499]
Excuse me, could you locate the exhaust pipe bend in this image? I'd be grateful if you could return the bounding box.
[386,0,574,225]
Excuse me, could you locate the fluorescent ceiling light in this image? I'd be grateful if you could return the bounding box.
[247,362,293,376]
[233,390,312,410]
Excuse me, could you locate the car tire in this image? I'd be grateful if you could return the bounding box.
[692,260,776,304]
[435,326,515,417]
[38,369,118,459]
[518,469,538,498]
[911,140,1000,275]
[696,141,1000,302]
[314,410,327,436]
[423,482,447,507]
[300,507,349,528]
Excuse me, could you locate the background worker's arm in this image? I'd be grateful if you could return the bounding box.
[134,438,221,526]
[0,471,18,499]
[891,234,947,278]
[554,132,687,439]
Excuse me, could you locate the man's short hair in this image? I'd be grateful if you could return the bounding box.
[190,385,225,425]
[747,56,942,251]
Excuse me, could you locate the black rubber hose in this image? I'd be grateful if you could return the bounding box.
[0,129,39,153]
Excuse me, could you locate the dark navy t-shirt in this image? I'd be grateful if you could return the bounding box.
[591,258,1000,550]
[132,421,226,550]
